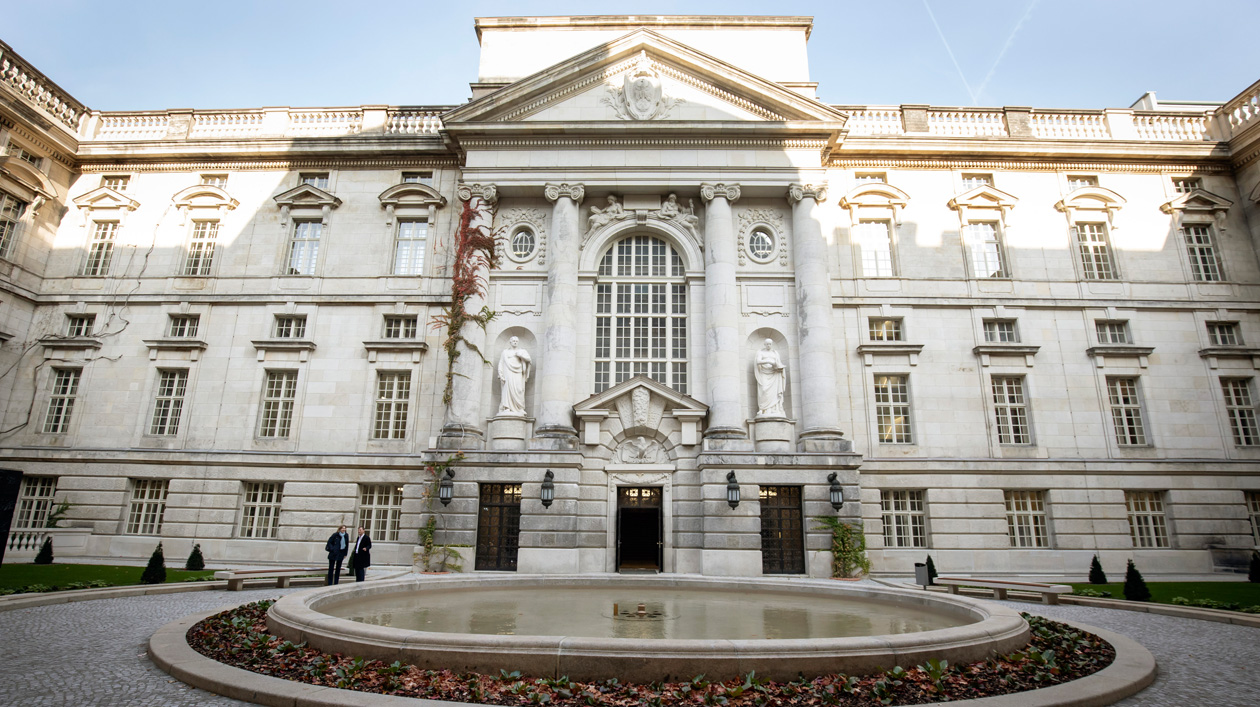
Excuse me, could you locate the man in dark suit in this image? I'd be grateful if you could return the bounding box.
[325,524,350,585]
[352,525,372,582]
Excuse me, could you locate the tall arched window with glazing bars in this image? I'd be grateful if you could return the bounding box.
[594,235,688,394]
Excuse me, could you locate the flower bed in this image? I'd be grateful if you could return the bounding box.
[187,600,1115,705]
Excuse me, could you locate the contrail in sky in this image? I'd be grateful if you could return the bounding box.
[921,0,976,105]
[975,0,1040,103]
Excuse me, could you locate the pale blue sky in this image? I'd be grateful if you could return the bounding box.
[7,1,1257,112]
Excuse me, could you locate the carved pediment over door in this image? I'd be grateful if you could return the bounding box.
[572,375,708,449]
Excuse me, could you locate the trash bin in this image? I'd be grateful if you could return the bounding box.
[914,562,930,587]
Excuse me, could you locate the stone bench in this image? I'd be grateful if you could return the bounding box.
[934,576,1072,605]
[212,568,324,592]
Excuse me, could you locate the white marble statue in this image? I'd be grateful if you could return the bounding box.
[754,338,786,417]
[497,336,532,416]
[587,194,624,232]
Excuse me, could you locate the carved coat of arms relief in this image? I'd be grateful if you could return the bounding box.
[603,54,684,121]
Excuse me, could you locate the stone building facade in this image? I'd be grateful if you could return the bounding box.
[1,16,1259,577]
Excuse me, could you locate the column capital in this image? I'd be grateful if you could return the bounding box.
[787,183,828,205]
[544,183,585,203]
[700,183,741,203]
[456,183,498,206]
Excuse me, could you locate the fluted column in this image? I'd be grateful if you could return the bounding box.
[437,183,497,449]
[787,183,848,452]
[534,182,585,449]
[699,183,750,450]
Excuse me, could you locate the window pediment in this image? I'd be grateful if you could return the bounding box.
[1160,189,1232,228]
[378,183,446,210]
[172,185,239,211]
[0,156,57,210]
[574,375,708,447]
[272,184,341,210]
[838,183,910,225]
[947,185,1018,223]
[72,186,139,212]
[1055,186,1125,227]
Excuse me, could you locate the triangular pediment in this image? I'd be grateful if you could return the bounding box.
[574,375,707,415]
[72,186,139,211]
[948,185,1018,211]
[272,183,342,209]
[1160,188,1232,215]
[444,29,847,127]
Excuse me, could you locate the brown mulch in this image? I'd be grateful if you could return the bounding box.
[186,600,1115,705]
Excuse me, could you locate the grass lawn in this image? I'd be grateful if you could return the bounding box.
[1070,581,1260,606]
[0,562,216,591]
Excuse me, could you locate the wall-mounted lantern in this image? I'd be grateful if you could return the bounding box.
[540,470,555,508]
[438,469,455,506]
[827,471,844,511]
[726,471,740,509]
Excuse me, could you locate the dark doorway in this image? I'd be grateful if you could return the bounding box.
[475,483,521,571]
[760,485,805,574]
[616,486,662,571]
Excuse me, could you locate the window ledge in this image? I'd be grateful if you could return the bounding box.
[252,339,316,362]
[1198,346,1260,370]
[1086,345,1154,369]
[40,336,102,352]
[972,344,1040,367]
[856,342,924,366]
[363,340,429,363]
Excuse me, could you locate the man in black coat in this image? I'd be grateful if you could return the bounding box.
[352,525,372,582]
[325,524,350,585]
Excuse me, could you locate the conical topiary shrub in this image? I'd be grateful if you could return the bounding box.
[925,555,938,585]
[1088,554,1108,584]
[140,542,167,585]
[34,537,53,565]
[1250,551,1259,584]
[1123,559,1150,601]
[185,543,205,571]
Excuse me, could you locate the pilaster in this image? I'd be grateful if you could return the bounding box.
[534,183,585,450]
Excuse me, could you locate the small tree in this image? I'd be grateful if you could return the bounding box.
[1088,555,1108,584]
[33,537,53,565]
[1249,551,1259,584]
[140,543,167,585]
[1123,559,1150,601]
[924,555,938,585]
[185,543,205,571]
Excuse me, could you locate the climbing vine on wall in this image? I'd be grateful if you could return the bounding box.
[432,197,499,406]
[416,452,465,573]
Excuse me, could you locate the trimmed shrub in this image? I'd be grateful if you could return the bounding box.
[1088,554,1108,584]
[925,555,938,585]
[140,543,167,585]
[185,543,205,571]
[1123,559,1150,602]
[33,537,53,565]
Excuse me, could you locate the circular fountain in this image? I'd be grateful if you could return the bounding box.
[267,574,1028,682]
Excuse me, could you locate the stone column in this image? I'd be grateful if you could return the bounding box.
[700,183,751,450]
[787,183,848,452]
[436,183,497,449]
[533,183,585,450]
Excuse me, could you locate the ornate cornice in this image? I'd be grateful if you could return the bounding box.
[700,183,740,203]
[456,137,829,151]
[78,157,457,173]
[544,183,585,203]
[651,61,784,121]
[787,183,828,205]
[457,183,498,206]
[496,55,643,122]
[829,157,1231,174]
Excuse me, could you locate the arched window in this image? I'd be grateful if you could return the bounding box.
[594,235,688,394]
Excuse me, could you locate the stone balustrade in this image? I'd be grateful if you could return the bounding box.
[386,109,445,134]
[4,527,93,559]
[190,111,265,139]
[1133,113,1211,141]
[928,110,1008,137]
[1222,79,1260,138]
[97,113,171,140]
[843,108,903,135]
[82,106,449,141]
[0,41,87,132]
[1030,111,1110,139]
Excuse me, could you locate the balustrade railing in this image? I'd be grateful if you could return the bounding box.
[928,110,1008,137]
[286,110,363,136]
[1222,80,1260,138]
[386,109,444,134]
[4,527,92,557]
[1030,112,1110,139]
[0,42,86,131]
[96,113,171,140]
[843,108,903,135]
[1133,113,1211,141]
[190,111,264,139]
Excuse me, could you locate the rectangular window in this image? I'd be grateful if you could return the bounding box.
[148,369,188,436]
[961,173,993,190]
[7,141,40,166]
[1108,377,1148,446]
[359,484,403,542]
[1125,491,1170,548]
[101,175,129,191]
[273,315,306,339]
[880,489,927,548]
[372,372,411,440]
[1183,225,1223,282]
[401,171,434,185]
[1247,491,1260,546]
[0,190,28,257]
[869,318,903,341]
[992,376,1032,444]
[965,222,1007,278]
[1207,321,1242,346]
[983,319,1019,343]
[299,172,329,189]
[392,219,427,276]
[1004,490,1050,548]
[126,479,169,535]
[14,476,57,529]
[200,174,228,189]
[1067,175,1098,189]
[167,314,200,338]
[1221,378,1259,446]
[854,172,886,184]
[239,481,282,539]
[258,371,298,438]
[183,220,219,276]
[65,314,96,337]
[1095,320,1131,344]
[82,221,118,276]
[874,374,912,443]
[286,221,321,275]
[856,220,895,277]
[1172,177,1201,194]
[1074,222,1116,280]
[383,315,418,339]
[42,368,81,434]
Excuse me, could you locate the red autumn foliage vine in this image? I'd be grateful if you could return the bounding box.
[432,197,500,406]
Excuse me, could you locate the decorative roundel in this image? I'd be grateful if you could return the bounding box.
[509,226,536,261]
[747,226,776,263]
